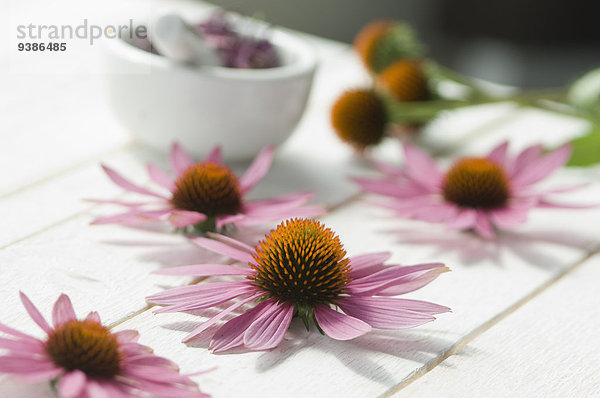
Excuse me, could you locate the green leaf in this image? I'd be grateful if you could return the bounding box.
[568,127,600,166]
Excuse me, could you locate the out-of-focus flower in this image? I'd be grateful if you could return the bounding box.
[92,143,325,234]
[0,293,208,397]
[353,20,423,74]
[148,218,449,353]
[331,89,388,150]
[354,142,586,238]
[377,59,430,103]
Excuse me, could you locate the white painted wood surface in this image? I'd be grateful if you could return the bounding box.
[393,254,600,398]
[1,1,600,397]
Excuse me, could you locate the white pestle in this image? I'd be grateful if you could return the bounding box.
[149,13,222,67]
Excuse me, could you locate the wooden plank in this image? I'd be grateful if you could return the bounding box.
[392,253,600,398]
[0,75,131,196]
[2,2,599,397]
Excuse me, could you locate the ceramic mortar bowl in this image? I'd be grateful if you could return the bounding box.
[104,23,317,161]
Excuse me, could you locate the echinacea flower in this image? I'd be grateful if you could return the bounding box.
[92,143,324,233]
[0,292,208,397]
[147,218,449,353]
[330,87,438,150]
[377,59,430,103]
[353,142,584,238]
[353,20,423,74]
[331,89,389,150]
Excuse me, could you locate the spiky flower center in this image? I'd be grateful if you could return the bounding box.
[171,162,242,216]
[442,158,510,209]
[45,320,121,379]
[378,60,429,102]
[250,219,351,307]
[331,89,388,149]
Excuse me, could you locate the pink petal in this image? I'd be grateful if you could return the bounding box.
[209,300,273,352]
[474,211,495,238]
[338,296,449,329]
[85,380,111,398]
[377,269,447,296]
[402,143,443,190]
[313,305,371,340]
[348,263,448,296]
[446,208,477,230]
[52,294,77,328]
[147,281,251,304]
[384,201,457,223]
[59,370,87,398]
[204,146,223,163]
[0,322,40,342]
[183,292,263,343]
[189,236,254,263]
[243,192,314,214]
[0,337,45,354]
[19,292,51,334]
[149,283,255,312]
[243,301,294,350]
[170,142,195,176]
[352,177,429,198]
[154,263,254,277]
[508,144,543,176]
[91,208,173,225]
[86,311,101,323]
[0,356,58,373]
[168,210,207,228]
[101,165,167,199]
[487,141,509,166]
[205,232,255,253]
[511,144,571,187]
[126,354,177,369]
[370,158,404,176]
[348,252,391,279]
[490,202,533,229]
[147,163,175,192]
[89,382,129,398]
[239,146,275,193]
[113,330,140,344]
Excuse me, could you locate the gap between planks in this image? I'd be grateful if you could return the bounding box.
[380,242,600,398]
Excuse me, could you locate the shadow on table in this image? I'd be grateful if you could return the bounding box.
[385,222,595,271]
[255,323,468,389]
[97,223,271,268]
[160,312,465,389]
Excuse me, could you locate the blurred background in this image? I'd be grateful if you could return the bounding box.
[205,0,600,88]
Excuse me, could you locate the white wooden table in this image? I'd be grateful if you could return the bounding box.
[2,1,600,397]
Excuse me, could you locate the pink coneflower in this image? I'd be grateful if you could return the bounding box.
[92,143,324,233]
[0,292,208,397]
[147,218,449,353]
[353,142,584,238]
